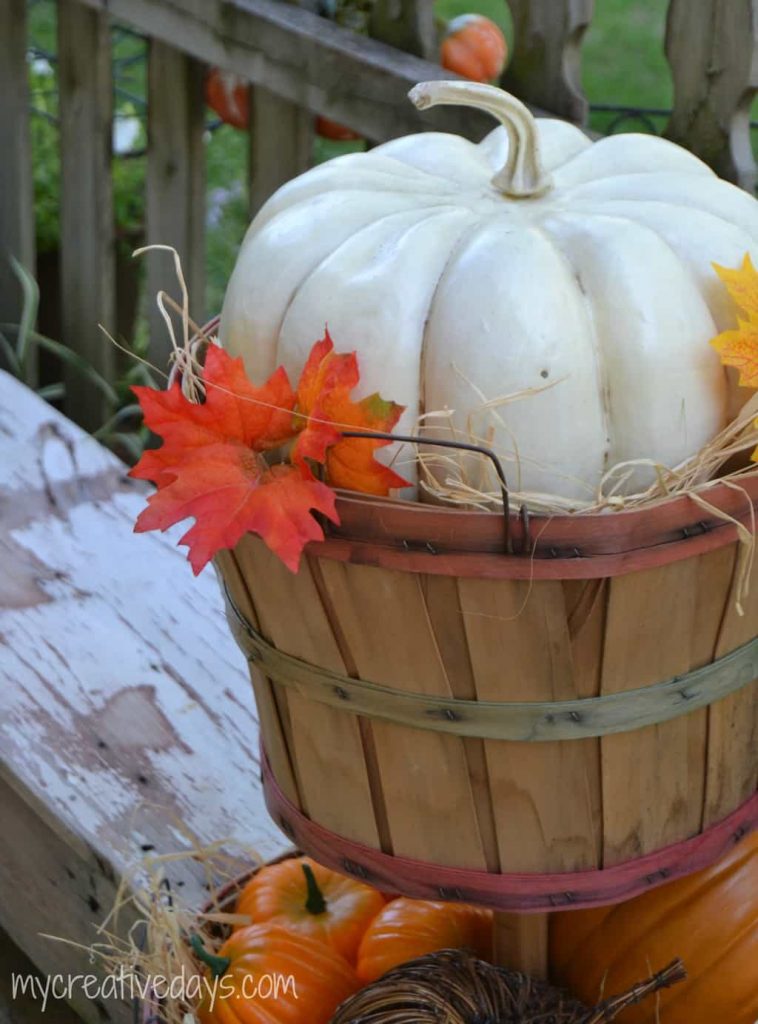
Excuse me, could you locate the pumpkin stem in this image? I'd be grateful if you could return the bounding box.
[190,934,231,979]
[302,863,328,915]
[408,80,553,199]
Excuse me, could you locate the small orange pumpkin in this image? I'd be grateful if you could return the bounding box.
[205,68,249,129]
[356,897,493,982]
[193,924,359,1024]
[235,856,385,963]
[315,115,362,142]
[550,832,758,1023]
[440,14,508,84]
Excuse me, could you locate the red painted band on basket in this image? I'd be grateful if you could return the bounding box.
[261,746,757,913]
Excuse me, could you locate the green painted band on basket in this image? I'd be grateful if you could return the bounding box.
[224,587,757,742]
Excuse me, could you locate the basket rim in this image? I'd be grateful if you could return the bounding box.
[198,318,757,576]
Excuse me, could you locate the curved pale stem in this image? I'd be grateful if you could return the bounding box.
[409,80,553,199]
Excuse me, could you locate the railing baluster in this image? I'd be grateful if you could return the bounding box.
[665,0,758,191]
[370,0,437,60]
[249,86,313,216]
[0,0,35,343]
[58,0,115,429]
[146,41,206,368]
[504,0,594,124]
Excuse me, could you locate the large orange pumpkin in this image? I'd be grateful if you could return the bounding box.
[440,14,507,84]
[193,923,359,1024]
[356,897,493,982]
[550,832,758,1023]
[235,856,385,962]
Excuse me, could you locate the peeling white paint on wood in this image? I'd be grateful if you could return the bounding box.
[0,372,288,1021]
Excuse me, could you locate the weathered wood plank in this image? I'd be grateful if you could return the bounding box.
[0,0,35,342]
[250,86,313,216]
[146,41,206,367]
[503,0,594,123]
[0,372,286,1023]
[0,928,83,1024]
[370,0,437,60]
[665,0,758,190]
[75,0,499,142]
[58,0,115,431]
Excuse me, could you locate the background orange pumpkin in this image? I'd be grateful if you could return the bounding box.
[205,68,249,129]
[315,115,362,142]
[440,14,508,84]
[550,832,758,1023]
[194,923,359,1024]
[235,855,385,963]
[356,897,493,982]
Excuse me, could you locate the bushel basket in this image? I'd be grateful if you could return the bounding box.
[215,469,758,914]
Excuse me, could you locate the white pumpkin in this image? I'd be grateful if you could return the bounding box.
[220,81,758,502]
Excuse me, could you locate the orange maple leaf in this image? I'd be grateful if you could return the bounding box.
[130,345,338,574]
[712,255,758,390]
[293,330,410,495]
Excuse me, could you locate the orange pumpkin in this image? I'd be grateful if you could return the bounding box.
[356,897,493,982]
[440,14,508,83]
[550,833,758,1023]
[205,68,249,129]
[235,856,385,963]
[315,115,362,142]
[193,924,359,1024]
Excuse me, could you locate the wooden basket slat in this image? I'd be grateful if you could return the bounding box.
[600,558,706,866]
[420,574,502,875]
[215,548,300,807]
[704,550,758,826]
[234,538,381,847]
[315,559,489,869]
[458,579,601,873]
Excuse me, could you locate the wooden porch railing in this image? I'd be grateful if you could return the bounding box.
[1,0,758,430]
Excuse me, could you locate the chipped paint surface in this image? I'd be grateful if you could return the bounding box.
[0,373,288,910]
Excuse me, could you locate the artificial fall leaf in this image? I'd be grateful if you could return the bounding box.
[712,255,758,389]
[130,345,339,574]
[293,330,410,495]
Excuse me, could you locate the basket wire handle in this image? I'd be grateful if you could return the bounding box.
[340,430,513,554]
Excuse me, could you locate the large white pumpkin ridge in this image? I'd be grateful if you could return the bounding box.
[220,81,758,502]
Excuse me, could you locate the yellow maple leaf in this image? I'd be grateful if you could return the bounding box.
[712,254,758,390]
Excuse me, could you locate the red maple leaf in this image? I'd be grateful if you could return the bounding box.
[130,345,338,574]
[293,330,409,495]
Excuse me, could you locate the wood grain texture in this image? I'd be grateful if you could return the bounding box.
[146,41,206,367]
[458,579,600,873]
[0,927,83,1024]
[503,0,594,123]
[0,0,35,338]
[250,86,313,216]
[665,0,758,189]
[493,911,548,977]
[316,560,488,867]
[0,372,286,1022]
[74,0,498,142]
[58,0,115,430]
[216,548,300,807]
[704,544,758,825]
[600,559,703,865]
[231,539,381,847]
